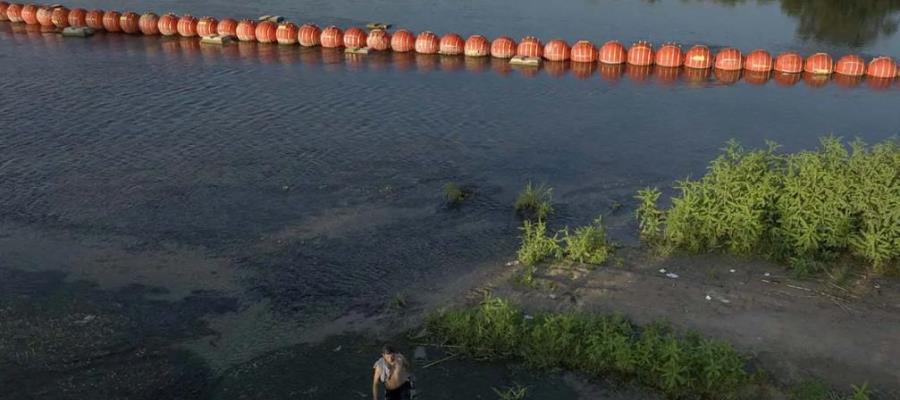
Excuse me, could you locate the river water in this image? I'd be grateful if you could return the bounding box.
[1,0,899,399]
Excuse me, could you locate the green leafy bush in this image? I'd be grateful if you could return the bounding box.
[517,218,613,267]
[517,220,562,266]
[561,217,612,264]
[515,182,554,221]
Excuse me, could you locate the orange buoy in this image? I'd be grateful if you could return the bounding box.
[367,29,391,51]
[439,33,465,55]
[833,55,865,77]
[866,56,897,79]
[774,71,801,87]
[50,6,70,28]
[119,12,140,34]
[236,20,258,42]
[0,2,8,22]
[343,27,367,48]
[157,13,178,36]
[6,3,23,23]
[774,51,803,74]
[390,29,415,52]
[744,49,773,72]
[543,39,569,61]
[570,40,597,63]
[627,41,654,66]
[655,43,683,67]
[255,20,277,43]
[320,25,343,48]
[35,6,52,26]
[85,9,104,30]
[415,31,439,54]
[177,14,198,37]
[715,48,742,71]
[516,36,542,58]
[464,35,489,57]
[600,41,627,64]
[490,36,516,59]
[197,16,218,37]
[715,68,741,85]
[275,22,298,45]
[102,11,121,32]
[20,4,37,24]
[683,45,712,69]
[67,7,86,27]
[298,23,321,47]
[138,13,159,35]
[217,18,237,37]
[804,53,833,74]
[744,70,770,85]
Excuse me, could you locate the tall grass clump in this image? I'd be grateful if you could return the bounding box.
[517,217,612,267]
[636,137,900,274]
[515,182,554,221]
[427,298,748,399]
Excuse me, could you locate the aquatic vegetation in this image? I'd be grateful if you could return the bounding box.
[427,298,748,398]
[444,182,473,205]
[515,182,554,221]
[636,137,900,274]
[517,217,612,267]
[492,383,528,400]
[789,380,871,400]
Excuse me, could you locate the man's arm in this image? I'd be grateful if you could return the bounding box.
[372,365,382,400]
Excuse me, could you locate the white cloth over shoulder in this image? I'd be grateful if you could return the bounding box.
[373,357,391,383]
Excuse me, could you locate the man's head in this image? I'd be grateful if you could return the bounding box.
[381,344,396,363]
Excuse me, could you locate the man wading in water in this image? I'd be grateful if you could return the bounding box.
[372,345,414,400]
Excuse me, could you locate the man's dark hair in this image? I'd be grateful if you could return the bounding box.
[382,344,396,354]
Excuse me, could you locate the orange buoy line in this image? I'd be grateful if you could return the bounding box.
[3,2,898,84]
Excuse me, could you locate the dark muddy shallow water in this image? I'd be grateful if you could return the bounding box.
[1,0,899,398]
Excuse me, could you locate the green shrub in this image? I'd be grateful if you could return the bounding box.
[636,137,900,274]
[444,182,467,205]
[517,220,562,266]
[561,217,612,265]
[515,182,554,221]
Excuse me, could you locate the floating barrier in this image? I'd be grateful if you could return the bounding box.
[655,43,682,68]
[464,34,489,57]
[490,36,515,59]
[627,41,653,66]
[2,3,896,89]
[439,33,464,55]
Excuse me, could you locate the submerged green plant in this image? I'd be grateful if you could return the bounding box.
[515,182,554,221]
[561,217,612,265]
[492,383,528,400]
[444,182,472,205]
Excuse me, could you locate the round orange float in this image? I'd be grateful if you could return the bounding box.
[197,16,218,37]
[439,33,465,55]
[0,2,8,22]
[157,13,178,36]
[715,48,742,71]
[415,31,439,54]
[390,29,414,52]
[464,35,489,57]
[866,56,897,79]
[235,20,257,41]
[298,23,321,47]
[367,29,391,51]
[217,18,237,37]
[138,13,159,35]
[599,41,626,64]
[319,26,343,48]
[119,12,140,34]
[490,36,516,59]
[6,3,23,23]
[20,4,37,24]
[834,55,865,77]
[516,36,542,58]
[543,39,569,61]
[255,21,277,43]
[804,53,833,74]
[35,6,52,26]
[744,49,773,72]
[570,40,597,63]
[177,14,199,37]
[655,43,683,67]
[275,22,298,45]
[774,51,803,73]
[67,7,86,27]
[85,9,104,30]
[683,45,712,69]
[627,41,654,66]
[343,27,367,48]
[102,11,121,32]
[50,6,68,28]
